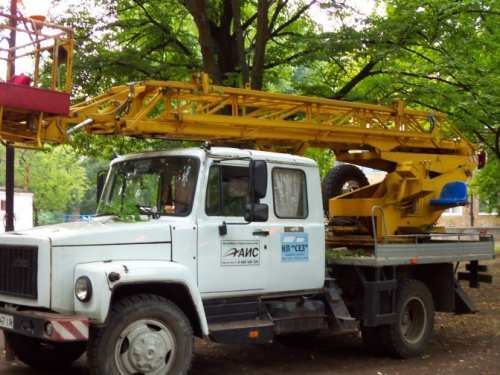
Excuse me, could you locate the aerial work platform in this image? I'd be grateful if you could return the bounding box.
[0,13,73,148]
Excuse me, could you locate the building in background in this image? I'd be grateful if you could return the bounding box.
[0,188,33,233]
[437,195,500,229]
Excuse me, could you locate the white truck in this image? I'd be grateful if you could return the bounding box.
[0,145,494,375]
[0,15,495,375]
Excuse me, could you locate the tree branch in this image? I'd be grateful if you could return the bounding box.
[262,47,322,69]
[183,0,222,83]
[333,59,379,99]
[270,0,318,39]
[130,0,192,56]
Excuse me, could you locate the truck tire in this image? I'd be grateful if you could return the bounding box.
[87,293,194,375]
[378,279,435,358]
[360,322,385,355]
[3,331,86,369]
[322,164,369,214]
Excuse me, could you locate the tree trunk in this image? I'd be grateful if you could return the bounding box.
[251,0,268,90]
[232,0,249,86]
[184,0,222,84]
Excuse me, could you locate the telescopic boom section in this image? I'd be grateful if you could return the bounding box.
[68,73,475,162]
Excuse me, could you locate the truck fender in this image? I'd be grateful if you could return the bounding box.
[73,260,208,335]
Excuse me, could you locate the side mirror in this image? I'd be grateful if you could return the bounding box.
[96,170,107,203]
[249,160,267,200]
[244,203,268,222]
[246,160,268,222]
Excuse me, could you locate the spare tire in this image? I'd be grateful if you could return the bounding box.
[322,164,369,214]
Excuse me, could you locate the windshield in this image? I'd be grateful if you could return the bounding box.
[97,156,200,217]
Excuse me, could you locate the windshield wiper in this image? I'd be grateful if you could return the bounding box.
[136,205,161,219]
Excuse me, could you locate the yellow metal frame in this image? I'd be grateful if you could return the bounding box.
[0,13,74,148]
[67,74,475,159]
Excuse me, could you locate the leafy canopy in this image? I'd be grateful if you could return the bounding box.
[47,0,500,211]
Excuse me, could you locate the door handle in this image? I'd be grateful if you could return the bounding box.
[253,230,269,236]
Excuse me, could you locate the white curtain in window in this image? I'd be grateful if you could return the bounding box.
[273,169,306,217]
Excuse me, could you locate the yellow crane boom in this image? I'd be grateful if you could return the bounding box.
[67,74,475,159]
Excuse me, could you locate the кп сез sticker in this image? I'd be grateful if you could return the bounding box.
[221,240,260,266]
[281,232,309,262]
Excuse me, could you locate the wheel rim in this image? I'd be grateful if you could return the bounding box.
[341,179,362,194]
[115,318,176,375]
[400,296,427,345]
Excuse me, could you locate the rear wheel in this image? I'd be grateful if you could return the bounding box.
[378,279,434,358]
[360,322,385,355]
[4,331,86,369]
[87,293,194,375]
[322,164,369,214]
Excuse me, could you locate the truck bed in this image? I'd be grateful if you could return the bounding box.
[330,233,495,267]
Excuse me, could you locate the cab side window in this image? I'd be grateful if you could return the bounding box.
[206,165,249,216]
[272,168,308,218]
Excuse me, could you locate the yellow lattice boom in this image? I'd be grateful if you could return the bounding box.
[66,73,475,164]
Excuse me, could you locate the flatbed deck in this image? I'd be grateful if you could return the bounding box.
[330,234,495,267]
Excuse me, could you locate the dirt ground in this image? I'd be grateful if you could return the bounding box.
[1,259,500,375]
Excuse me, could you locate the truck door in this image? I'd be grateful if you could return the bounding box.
[266,164,326,293]
[197,160,269,294]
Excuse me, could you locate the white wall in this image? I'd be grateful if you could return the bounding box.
[0,189,34,233]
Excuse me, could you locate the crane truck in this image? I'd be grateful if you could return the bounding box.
[0,14,495,375]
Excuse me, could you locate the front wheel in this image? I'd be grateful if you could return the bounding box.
[87,294,194,375]
[378,279,435,358]
[4,331,86,369]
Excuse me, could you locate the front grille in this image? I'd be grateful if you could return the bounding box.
[0,245,38,299]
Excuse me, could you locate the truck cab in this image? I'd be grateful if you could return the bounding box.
[0,146,337,375]
[93,146,325,297]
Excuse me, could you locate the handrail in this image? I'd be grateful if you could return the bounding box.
[0,13,74,148]
[0,13,74,93]
[371,205,388,254]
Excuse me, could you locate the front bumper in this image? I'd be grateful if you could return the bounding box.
[0,307,88,342]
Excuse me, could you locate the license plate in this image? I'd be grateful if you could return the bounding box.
[0,313,13,329]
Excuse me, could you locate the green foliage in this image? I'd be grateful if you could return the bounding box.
[70,135,197,160]
[80,157,110,215]
[0,146,89,226]
[52,0,332,90]
[22,147,88,215]
[98,199,144,223]
[325,247,365,272]
[470,159,500,215]
[303,148,335,180]
[37,210,63,226]
[495,243,500,254]
[47,0,500,196]
[325,247,365,261]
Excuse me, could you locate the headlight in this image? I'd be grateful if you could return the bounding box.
[75,276,93,302]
